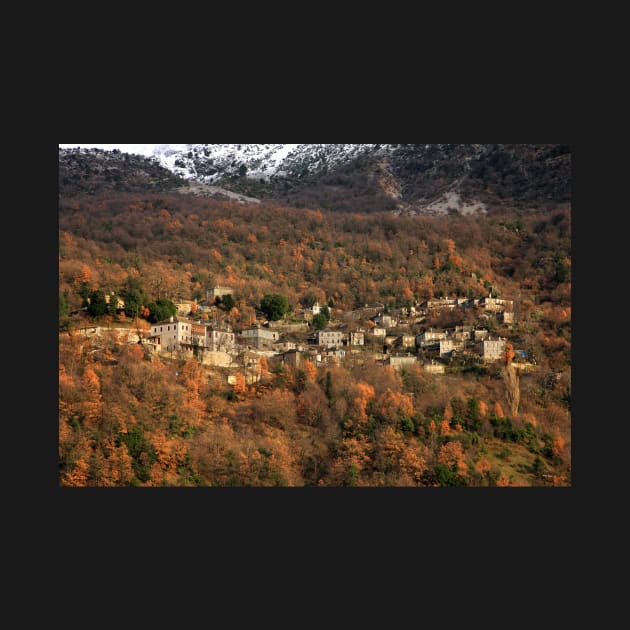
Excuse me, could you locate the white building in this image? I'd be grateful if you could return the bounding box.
[149,317,236,354]
[396,334,416,350]
[439,339,464,358]
[149,316,194,352]
[317,329,345,348]
[417,329,447,348]
[374,314,396,328]
[481,295,514,313]
[482,337,507,362]
[474,329,489,342]
[426,297,458,310]
[348,331,365,346]
[424,361,445,374]
[386,354,417,370]
[453,325,474,341]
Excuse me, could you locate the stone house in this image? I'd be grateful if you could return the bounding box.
[417,329,447,348]
[395,334,416,350]
[272,340,297,353]
[316,329,345,348]
[192,322,235,353]
[474,329,489,342]
[281,349,303,369]
[348,331,365,346]
[439,339,465,358]
[148,316,194,352]
[240,326,280,349]
[481,295,514,313]
[453,325,475,341]
[424,361,445,374]
[318,348,346,365]
[374,314,396,328]
[425,297,458,310]
[482,337,507,362]
[386,354,417,370]
[207,286,234,301]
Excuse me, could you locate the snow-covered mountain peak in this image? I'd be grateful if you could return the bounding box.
[148,143,391,183]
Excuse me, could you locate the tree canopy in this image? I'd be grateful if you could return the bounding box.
[260,293,290,321]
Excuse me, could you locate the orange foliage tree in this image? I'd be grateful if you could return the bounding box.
[233,372,246,395]
[437,441,467,475]
[303,359,317,382]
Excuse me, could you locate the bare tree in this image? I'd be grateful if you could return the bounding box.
[503,363,520,416]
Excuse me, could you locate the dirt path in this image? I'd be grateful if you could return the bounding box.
[176,181,261,204]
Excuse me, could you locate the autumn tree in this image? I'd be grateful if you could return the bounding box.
[303,359,317,382]
[233,372,246,396]
[493,401,505,418]
[259,356,271,380]
[436,440,468,485]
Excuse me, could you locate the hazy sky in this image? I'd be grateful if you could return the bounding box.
[59,144,158,156]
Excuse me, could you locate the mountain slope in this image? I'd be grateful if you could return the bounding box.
[58,147,186,196]
[59,144,570,214]
[150,143,570,213]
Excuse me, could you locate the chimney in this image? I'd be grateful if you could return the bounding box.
[170,316,174,323]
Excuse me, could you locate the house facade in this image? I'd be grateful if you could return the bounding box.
[149,316,194,352]
[424,361,445,374]
[439,339,464,358]
[374,314,396,328]
[417,329,447,348]
[482,296,514,312]
[240,327,280,349]
[396,334,416,349]
[148,317,235,354]
[201,326,236,353]
[386,354,417,370]
[482,337,507,362]
[317,329,345,348]
[348,331,365,346]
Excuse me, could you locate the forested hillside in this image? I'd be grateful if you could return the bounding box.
[59,148,185,196]
[58,151,571,487]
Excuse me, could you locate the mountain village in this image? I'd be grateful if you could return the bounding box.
[75,285,536,386]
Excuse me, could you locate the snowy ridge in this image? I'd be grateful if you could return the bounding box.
[149,144,392,183]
